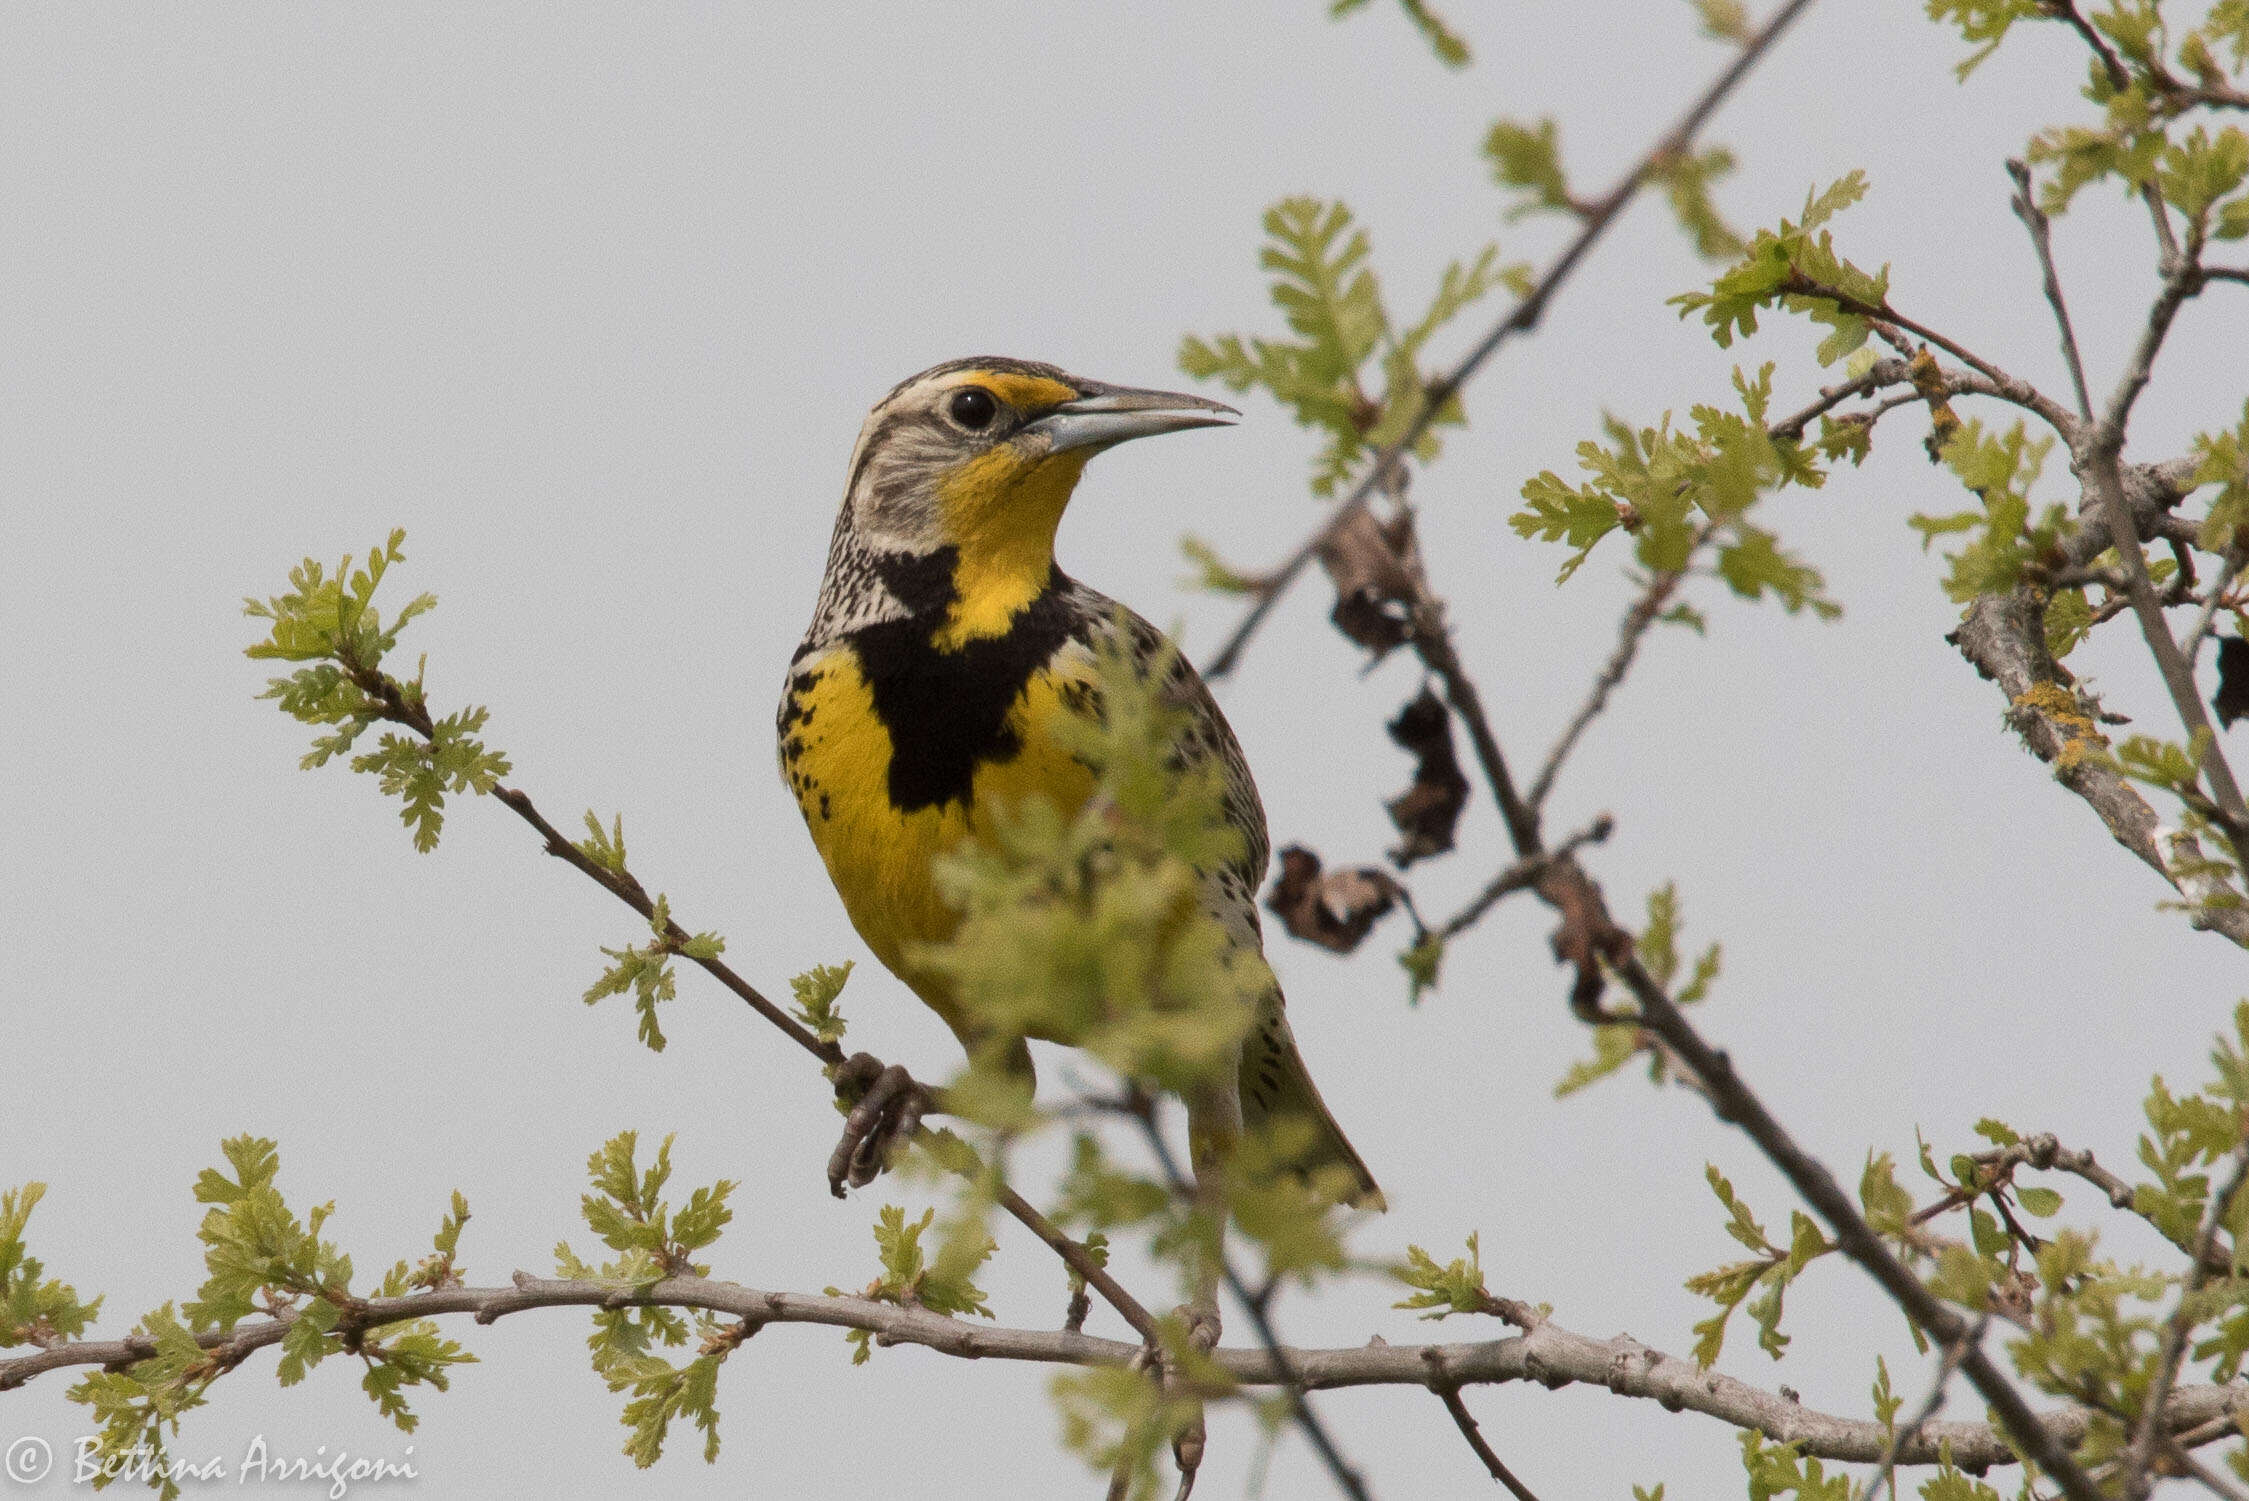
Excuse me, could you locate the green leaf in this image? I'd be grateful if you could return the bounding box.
[2016,1185,2063,1217]
[1,1183,103,1351]
[1485,118,1573,220]
[789,961,853,1045]
[1716,524,1841,618]
[1392,1234,1493,1318]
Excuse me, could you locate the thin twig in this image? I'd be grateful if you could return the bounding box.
[2120,1139,2249,1499]
[2048,0,2129,91]
[1435,815,1615,942]
[1200,0,1820,681]
[1788,281,2080,437]
[341,660,1159,1344]
[1425,1361,1544,1501]
[1855,1316,1989,1501]
[2183,552,2247,667]
[1136,1113,1374,1501]
[2006,158,2094,420]
[1527,536,1712,813]
[1766,360,1913,440]
[2175,1444,2249,1501]
[1612,954,2108,1501]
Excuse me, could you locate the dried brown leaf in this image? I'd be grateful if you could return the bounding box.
[1537,860,1632,1020]
[1317,505,1422,658]
[1384,686,1469,866]
[1267,845,1402,953]
[2216,636,2249,729]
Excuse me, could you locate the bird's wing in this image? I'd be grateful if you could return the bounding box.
[1068,585,1382,1209]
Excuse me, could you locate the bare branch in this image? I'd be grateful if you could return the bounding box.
[1424,1359,1544,1500]
[1200,0,1821,681]
[9,1270,2241,1476]
[2077,445,2249,870]
[1435,815,1615,943]
[2183,552,2247,668]
[2006,158,2094,420]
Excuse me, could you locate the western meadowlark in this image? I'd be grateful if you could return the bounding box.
[776,356,1381,1222]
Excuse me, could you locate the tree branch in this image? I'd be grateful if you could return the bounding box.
[1435,815,1615,943]
[1527,537,1710,814]
[338,660,1160,1344]
[2006,158,2094,421]
[2121,1139,2249,1499]
[1612,953,2106,1501]
[1424,1362,1544,1500]
[9,1272,2240,1475]
[1943,456,2249,947]
[1201,0,1820,681]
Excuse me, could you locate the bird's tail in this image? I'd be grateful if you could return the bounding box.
[1241,1006,1385,1211]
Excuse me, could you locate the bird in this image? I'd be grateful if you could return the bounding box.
[776,356,1382,1223]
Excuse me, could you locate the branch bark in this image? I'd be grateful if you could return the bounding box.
[338,659,1160,1344]
[8,1272,2239,1475]
[1201,0,1820,681]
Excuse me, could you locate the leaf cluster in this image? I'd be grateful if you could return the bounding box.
[1512,365,1840,619]
[823,1204,995,1366]
[244,529,508,851]
[583,894,725,1053]
[1685,1166,1831,1365]
[1181,198,1524,495]
[1672,173,1888,366]
[67,1139,473,1497]
[1909,419,2078,615]
[2,1183,102,1353]
[553,1132,740,1468]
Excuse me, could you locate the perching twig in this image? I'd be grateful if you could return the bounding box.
[1201,0,1821,681]
[337,657,1160,1345]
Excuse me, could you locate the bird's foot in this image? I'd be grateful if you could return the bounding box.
[1166,1303,1222,1499]
[825,1053,933,1197]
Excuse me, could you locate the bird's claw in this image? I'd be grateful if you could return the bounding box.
[825,1053,932,1197]
[1166,1303,1222,1499]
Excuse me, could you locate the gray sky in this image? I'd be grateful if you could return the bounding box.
[5,3,2245,1497]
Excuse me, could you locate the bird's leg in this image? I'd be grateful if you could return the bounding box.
[1169,1076,1241,1494]
[825,1052,934,1198]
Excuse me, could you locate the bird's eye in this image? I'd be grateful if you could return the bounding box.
[948,387,998,430]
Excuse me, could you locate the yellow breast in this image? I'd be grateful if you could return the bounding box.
[779,643,1097,1038]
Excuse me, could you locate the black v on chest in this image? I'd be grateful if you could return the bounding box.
[849,547,1080,814]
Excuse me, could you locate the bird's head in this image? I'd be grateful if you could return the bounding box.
[835,357,1235,638]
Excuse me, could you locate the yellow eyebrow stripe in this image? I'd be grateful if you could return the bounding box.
[956,370,1078,413]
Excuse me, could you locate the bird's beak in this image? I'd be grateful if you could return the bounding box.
[1029,382,1239,455]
